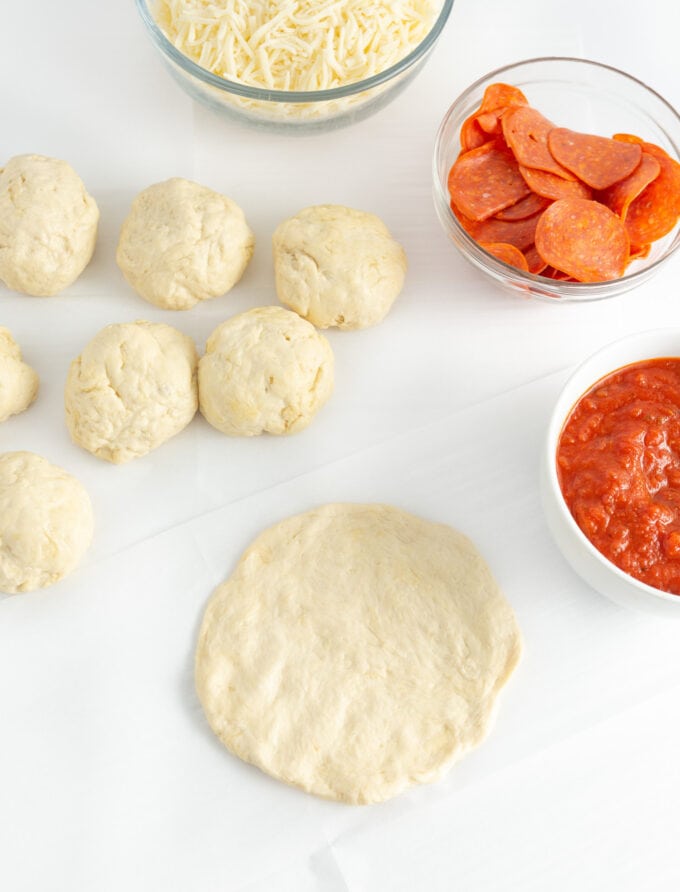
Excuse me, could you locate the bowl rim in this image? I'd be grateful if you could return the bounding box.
[135,0,454,102]
[433,56,680,295]
[545,328,680,605]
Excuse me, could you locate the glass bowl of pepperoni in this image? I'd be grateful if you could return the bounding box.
[135,0,454,132]
[433,58,680,300]
[541,329,680,615]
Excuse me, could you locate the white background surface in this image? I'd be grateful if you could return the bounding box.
[2,1,680,889]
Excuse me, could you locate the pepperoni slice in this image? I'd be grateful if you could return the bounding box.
[535,199,630,282]
[460,110,506,151]
[448,141,530,222]
[502,107,575,179]
[542,266,578,281]
[625,145,680,245]
[460,114,489,152]
[477,111,502,135]
[479,83,528,114]
[452,203,543,251]
[495,192,551,221]
[598,153,661,220]
[524,244,548,275]
[479,242,530,271]
[519,165,592,201]
[629,243,651,261]
[459,83,528,151]
[613,133,644,146]
[547,129,642,190]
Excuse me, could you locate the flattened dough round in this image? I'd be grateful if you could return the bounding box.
[0,452,93,594]
[195,504,522,804]
[0,328,39,422]
[198,306,334,436]
[65,321,198,463]
[272,205,407,329]
[0,154,99,296]
[116,178,255,310]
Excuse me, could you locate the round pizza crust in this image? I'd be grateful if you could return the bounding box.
[195,504,522,804]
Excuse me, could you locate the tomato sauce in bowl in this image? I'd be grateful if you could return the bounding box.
[557,358,680,594]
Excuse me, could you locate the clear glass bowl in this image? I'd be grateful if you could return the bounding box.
[135,0,453,133]
[433,57,680,301]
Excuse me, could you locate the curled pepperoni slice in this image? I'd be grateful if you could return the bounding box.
[598,153,661,220]
[479,242,530,271]
[639,141,677,162]
[502,107,575,179]
[548,129,642,190]
[495,191,551,221]
[460,110,506,151]
[524,244,548,275]
[479,83,528,113]
[542,267,578,281]
[613,133,644,146]
[519,165,592,201]
[452,203,543,251]
[625,145,680,245]
[459,84,528,152]
[448,141,530,222]
[629,243,652,261]
[460,114,489,152]
[477,111,502,135]
[535,199,630,282]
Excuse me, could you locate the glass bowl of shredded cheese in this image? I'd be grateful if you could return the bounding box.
[136,0,453,131]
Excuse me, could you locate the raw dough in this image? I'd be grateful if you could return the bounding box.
[0,328,39,422]
[116,178,255,310]
[272,205,407,329]
[195,504,522,804]
[0,154,99,296]
[0,452,93,594]
[65,321,198,463]
[198,306,334,436]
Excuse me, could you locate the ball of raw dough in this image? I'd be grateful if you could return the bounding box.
[0,328,39,422]
[196,504,522,804]
[116,178,255,310]
[198,306,334,436]
[272,204,407,329]
[0,452,93,594]
[0,154,99,296]
[65,321,198,464]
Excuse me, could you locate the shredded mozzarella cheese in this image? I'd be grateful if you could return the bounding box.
[154,0,438,93]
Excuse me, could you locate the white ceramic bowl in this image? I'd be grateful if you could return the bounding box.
[540,329,680,616]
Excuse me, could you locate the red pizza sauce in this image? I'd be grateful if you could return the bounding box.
[557,358,680,594]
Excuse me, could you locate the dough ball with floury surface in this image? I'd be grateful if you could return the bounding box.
[116,177,255,310]
[273,204,406,329]
[0,327,39,422]
[65,321,198,463]
[0,452,93,594]
[198,306,334,436]
[0,154,99,296]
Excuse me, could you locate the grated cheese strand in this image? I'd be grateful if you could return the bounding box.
[154,0,439,93]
